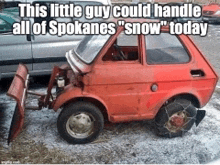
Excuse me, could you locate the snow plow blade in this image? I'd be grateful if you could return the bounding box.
[7,64,29,144]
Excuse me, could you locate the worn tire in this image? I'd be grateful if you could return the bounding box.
[57,102,104,144]
[155,99,197,138]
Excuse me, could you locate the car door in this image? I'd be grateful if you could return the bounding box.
[30,17,84,72]
[140,33,192,116]
[0,14,32,79]
[86,32,148,116]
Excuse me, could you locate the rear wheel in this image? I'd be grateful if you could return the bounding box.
[155,99,197,138]
[57,102,104,144]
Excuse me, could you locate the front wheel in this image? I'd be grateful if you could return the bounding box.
[57,102,104,144]
[155,99,197,138]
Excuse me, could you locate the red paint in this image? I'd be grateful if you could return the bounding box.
[7,64,28,143]
[170,116,184,127]
[53,23,218,123]
[203,3,220,16]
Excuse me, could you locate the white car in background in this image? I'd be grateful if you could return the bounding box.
[0,0,112,80]
[3,0,112,6]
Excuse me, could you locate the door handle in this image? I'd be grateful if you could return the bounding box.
[191,70,205,77]
[27,34,31,41]
[26,34,34,41]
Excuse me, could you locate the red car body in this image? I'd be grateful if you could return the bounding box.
[54,26,218,122]
[7,20,218,144]
[203,3,220,23]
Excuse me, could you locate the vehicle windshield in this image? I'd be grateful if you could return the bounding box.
[0,12,21,23]
[75,34,111,64]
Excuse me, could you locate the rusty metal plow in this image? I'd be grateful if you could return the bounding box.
[6,64,51,144]
[7,64,30,144]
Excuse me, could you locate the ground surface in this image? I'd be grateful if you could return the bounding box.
[0,24,220,164]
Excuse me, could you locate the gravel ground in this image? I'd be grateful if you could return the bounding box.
[1,85,220,164]
[1,24,220,164]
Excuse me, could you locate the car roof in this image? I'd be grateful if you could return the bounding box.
[165,2,184,6]
[5,0,112,5]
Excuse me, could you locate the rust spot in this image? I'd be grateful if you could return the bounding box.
[127,87,134,90]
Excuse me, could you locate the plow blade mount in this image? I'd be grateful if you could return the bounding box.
[7,64,29,144]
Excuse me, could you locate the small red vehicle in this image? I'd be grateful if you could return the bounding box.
[7,20,218,144]
[203,3,220,23]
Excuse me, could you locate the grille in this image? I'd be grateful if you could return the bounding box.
[203,11,215,15]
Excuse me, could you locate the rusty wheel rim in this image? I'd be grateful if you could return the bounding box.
[165,111,188,133]
[66,112,95,139]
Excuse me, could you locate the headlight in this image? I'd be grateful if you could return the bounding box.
[214,10,220,16]
[57,77,65,88]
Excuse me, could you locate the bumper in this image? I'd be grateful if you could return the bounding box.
[203,16,220,23]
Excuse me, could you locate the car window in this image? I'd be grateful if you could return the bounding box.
[0,18,12,33]
[102,32,139,62]
[0,9,22,34]
[117,32,138,46]
[145,33,190,64]
[75,34,111,64]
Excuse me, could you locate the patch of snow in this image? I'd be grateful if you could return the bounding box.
[1,88,220,163]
